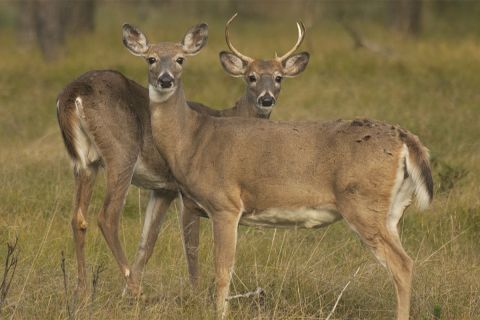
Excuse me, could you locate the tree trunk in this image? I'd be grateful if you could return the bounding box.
[34,0,65,61]
[16,0,36,45]
[15,0,96,61]
[389,0,422,36]
[407,0,422,35]
[65,0,96,34]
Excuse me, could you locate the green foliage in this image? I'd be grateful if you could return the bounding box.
[433,304,442,320]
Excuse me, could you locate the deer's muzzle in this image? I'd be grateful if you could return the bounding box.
[158,73,174,89]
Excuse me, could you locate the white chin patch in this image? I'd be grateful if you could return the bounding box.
[149,84,175,103]
[256,105,273,114]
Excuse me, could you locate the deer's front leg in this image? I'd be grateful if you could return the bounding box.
[212,212,241,319]
[181,196,202,288]
[129,189,177,294]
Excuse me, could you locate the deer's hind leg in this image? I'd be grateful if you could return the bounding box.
[129,189,177,294]
[96,157,138,293]
[376,230,413,320]
[339,195,413,320]
[72,163,98,296]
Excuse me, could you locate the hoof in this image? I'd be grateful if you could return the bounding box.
[122,283,146,300]
[73,284,89,307]
[74,283,87,298]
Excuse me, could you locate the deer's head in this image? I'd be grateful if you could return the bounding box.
[122,23,208,102]
[219,14,309,115]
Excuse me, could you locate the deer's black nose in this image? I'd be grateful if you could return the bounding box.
[158,74,174,88]
[258,95,275,107]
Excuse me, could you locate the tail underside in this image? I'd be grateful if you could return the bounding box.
[57,93,80,162]
[401,130,434,210]
[56,86,99,170]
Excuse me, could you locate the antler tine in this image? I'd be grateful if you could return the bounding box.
[225,13,253,63]
[275,21,306,62]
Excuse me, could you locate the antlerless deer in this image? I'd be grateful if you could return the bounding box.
[56,14,309,297]
[122,20,432,320]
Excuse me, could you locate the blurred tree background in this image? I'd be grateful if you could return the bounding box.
[16,0,96,60]
[4,0,480,61]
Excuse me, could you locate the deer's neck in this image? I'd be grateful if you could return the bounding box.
[149,82,199,167]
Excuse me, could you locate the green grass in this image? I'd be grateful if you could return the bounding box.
[1,2,479,319]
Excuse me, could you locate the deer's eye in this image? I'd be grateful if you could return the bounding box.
[248,75,256,83]
[275,75,283,83]
[147,57,157,65]
[176,57,184,65]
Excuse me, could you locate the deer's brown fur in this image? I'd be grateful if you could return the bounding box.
[57,16,309,295]
[122,22,432,320]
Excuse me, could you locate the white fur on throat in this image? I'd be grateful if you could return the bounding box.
[149,84,175,103]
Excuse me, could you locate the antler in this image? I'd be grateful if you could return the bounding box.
[225,13,253,63]
[275,21,306,62]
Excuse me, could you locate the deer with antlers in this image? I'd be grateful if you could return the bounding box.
[56,15,309,297]
[122,19,433,320]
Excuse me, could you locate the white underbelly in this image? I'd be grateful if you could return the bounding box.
[132,157,175,190]
[239,207,342,229]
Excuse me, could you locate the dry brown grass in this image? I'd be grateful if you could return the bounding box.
[0,2,479,319]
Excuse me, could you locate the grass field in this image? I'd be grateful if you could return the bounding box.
[0,2,479,319]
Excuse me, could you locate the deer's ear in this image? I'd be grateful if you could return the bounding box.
[219,51,247,77]
[122,23,149,56]
[182,23,208,55]
[282,52,309,77]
